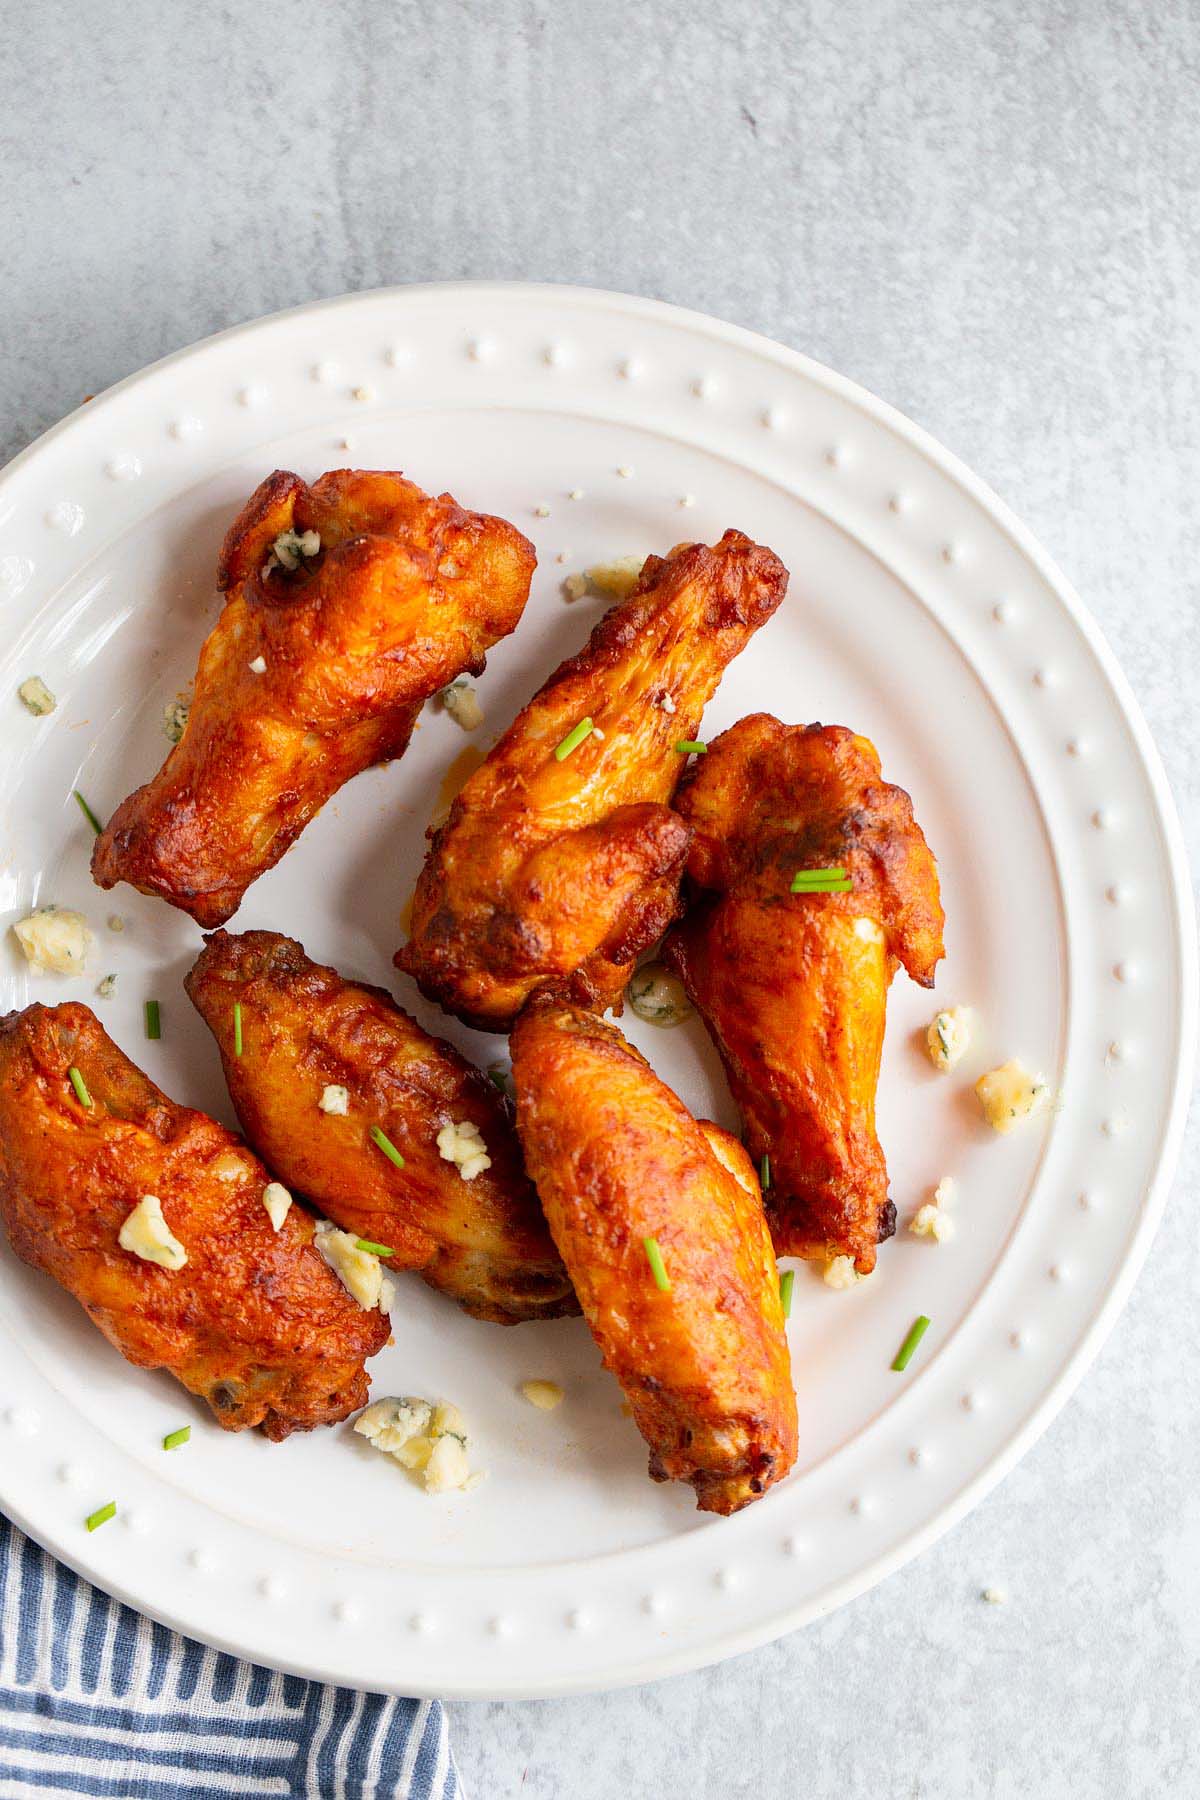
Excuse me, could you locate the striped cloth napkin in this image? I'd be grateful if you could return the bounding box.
[0,1514,461,1799]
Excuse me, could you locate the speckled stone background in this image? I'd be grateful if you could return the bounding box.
[3,1,1198,1794]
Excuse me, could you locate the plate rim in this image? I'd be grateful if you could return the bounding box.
[0,280,1194,1698]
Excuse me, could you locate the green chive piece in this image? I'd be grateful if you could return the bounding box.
[642,1235,670,1292]
[370,1124,405,1169]
[790,865,853,894]
[355,1238,395,1257]
[673,739,707,755]
[144,999,161,1040]
[85,1501,116,1532]
[779,1268,795,1318]
[233,1002,243,1058]
[73,790,103,835]
[760,1152,771,1191]
[68,1065,92,1109]
[892,1314,932,1373]
[554,717,594,761]
[162,1426,191,1451]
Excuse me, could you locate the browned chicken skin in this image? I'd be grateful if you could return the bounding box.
[0,1004,388,1438]
[665,716,944,1272]
[185,931,576,1324]
[92,468,536,927]
[511,991,797,1514]
[397,531,788,1030]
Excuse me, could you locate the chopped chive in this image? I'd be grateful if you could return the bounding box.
[355,1238,395,1257]
[790,865,853,894]
[892,1314,932,1372]
[760,1152,771,1191]
[144,999,161,1040]
[67,1065,92,1109]
[642,1235,670,1292]
[85,1501,116,1532]
[790,865,849,884]
[553,717,594,761]
[73,789,103,835]
[673,739,707,755]
[779,1268,795,1318]
[370,1124,405,1169]
[233,1002,243,1058]
[162,1426,191,1451]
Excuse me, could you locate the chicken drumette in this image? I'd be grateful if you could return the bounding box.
[92,468,535,927]
[397,530,788,1030]
[0,1003,388,1438]
[665,715,944,1273]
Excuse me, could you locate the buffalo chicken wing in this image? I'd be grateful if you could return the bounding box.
[665,715,944,1272]
[511,991,797,1514]
[0,1003,388,1438]
[186,930,575,1324]
[93,468,535,927]
[397,530,788,1030]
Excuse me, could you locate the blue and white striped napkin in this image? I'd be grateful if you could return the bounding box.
[0,1514,461,1799]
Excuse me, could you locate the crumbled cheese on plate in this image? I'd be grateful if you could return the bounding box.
[976,1059,1048,1133]
[162,698,190,743]
[17,675,56,716]
[824,1255,867,1291]
[910,1178,957,1243]
[12,906,94,976]
[926,1005,971,1072]
[520,1380,565,1412]
[627,962,693,1028]
[584,555,644,598]
[354,1396,482,1494]
[441,679,484,731]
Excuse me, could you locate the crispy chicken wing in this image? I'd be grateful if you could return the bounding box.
[511,991,797,1514]
[0,1003,388,1438]
[665,715,944,1272]
[397,530,788,1029]
[185,930,576,1325]
[92,468,536,927]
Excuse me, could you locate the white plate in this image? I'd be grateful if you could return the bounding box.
[0,285,1193,1699]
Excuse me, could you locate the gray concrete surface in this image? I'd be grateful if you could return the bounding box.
[2,1,1197,1794]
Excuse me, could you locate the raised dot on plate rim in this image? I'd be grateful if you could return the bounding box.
[761,405,784,429]
[714,1567,736,1589]
[409,1611,433,1633]
[238,385,267,408]
[488,1615,511,1637]
[312,360,339,384]
[566,1607,587,1630]
[642,1592,666,1615]
[384,345,410,368]
[690,376,712,398]
[106,454,141,481]
[46,500,85,535]
[908,1445,927,1466]
[169,416,203,440]
[617,357,639,379]
[543,344,565,366]
[992,600,1013,623]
